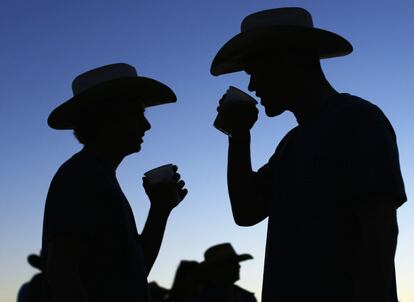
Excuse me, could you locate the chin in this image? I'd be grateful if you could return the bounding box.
[260,97,286,117]
[134,144,142,153]
[124,144,141,156]
[264,106,286,117]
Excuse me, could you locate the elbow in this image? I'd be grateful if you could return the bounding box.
[229,196,268,227]
[232,211,262,227]
[234,217,256,227]
[232,198,268,227]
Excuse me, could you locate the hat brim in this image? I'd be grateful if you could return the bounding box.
[211,25,353,76]
[48,76,176,130]
[201,253,253,266]
[27,254,43,270]
[237,253,253,262]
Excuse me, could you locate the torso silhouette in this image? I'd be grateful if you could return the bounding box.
[197,284,256,302]
[41,150,149,302]
[259,94,406,302]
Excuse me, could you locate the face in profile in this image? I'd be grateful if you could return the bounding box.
[104,102,151,155]
[215,259,241,285]
[244,51,306,117]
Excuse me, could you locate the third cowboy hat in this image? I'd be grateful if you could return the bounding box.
[28,253,43,271]
[48,63,176,130]
[202,243,253,265]
[211,7,353,76]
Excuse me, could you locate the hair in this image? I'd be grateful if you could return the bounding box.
[73,102,124,145]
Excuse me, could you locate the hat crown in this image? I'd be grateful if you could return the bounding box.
[204,243,238,262]
[72,63,138,96]
[241,7,313,32]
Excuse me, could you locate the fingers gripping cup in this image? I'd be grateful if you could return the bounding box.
[144,164,181,204]
[214,86,258,136]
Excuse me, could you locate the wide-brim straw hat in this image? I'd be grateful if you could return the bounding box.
[211,7,353,76]
[48,63,176,130]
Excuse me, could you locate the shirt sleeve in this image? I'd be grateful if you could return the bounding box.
[340,102,407,207]
[254,129,297,203]
[255,159,276,201]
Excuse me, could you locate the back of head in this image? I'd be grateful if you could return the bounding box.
[168,261,201,302]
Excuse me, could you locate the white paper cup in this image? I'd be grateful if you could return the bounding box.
[144,164,175,184]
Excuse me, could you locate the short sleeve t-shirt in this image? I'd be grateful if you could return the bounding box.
[41,151,149,302]
[259,94,406,302]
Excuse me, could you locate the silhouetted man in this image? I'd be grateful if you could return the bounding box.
[211,8,406,302]
[197,243,256,302]
[42,63,187,302]
[17,253,44,302]
[166,260,201,302]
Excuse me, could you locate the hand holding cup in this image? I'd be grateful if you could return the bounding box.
[143,164,188,213]
[214,86,258,137]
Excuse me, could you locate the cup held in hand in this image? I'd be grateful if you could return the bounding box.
[144,164,181,204]
[214,86,257,136]
[144,164,175,184]
[224,86,257,104]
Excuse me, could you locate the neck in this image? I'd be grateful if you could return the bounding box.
[82,144,125,171]
[291,79,338,125]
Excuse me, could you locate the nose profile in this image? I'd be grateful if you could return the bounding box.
[143,116,151,132]
[248,75,256,92]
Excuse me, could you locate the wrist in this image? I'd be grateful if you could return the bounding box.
[229,132,251,144]
[149,204,172,218]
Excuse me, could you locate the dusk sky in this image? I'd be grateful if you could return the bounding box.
[1,1,413,301]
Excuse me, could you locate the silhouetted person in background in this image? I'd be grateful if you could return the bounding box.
[197,243,256,302]
[148,281,169,302]
[42,63,187,302]
[211,7,406,302]
[17,253,44,302]
[166,260,202,302]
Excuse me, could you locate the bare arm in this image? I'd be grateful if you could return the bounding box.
[354,199,399,302]
[140,206,170,275]
[141,171,188,275]
[213,90,267,226]
[227,134,269,226]
[46,238,89,302]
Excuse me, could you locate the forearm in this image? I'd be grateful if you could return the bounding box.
[228,134,267,226]
[140,207,170,275]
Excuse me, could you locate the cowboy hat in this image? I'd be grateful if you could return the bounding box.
[27,253,43,271]
[201,243,253,265]
[48,63,176,130]
[211,7,353,76]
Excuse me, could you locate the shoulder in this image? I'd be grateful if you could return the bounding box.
[233,285,257,301]
[337,94,395,137]
[275,127,299,152]
[338,94,390,124]
[51,152,106,188]
[46,152,110,209]
[17,282,30,302]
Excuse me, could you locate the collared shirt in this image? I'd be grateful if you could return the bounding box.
[41,150,149,302]
[258,94,406,302]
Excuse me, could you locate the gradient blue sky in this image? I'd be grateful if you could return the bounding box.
[1,1,413,301]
